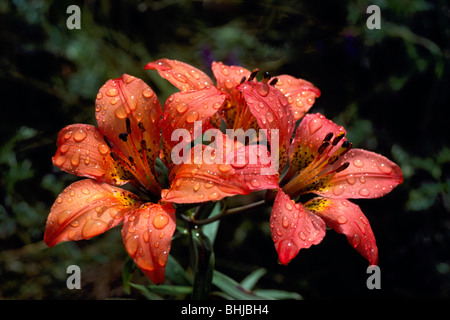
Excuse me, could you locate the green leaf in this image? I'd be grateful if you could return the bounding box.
[253,289,303,300]
[240,268,267,291]
[212,270,267,300]
[190,228,215,299]
[128,283,163,300]
[122,256,137,295]
[202,201,223,245]
[130,283,192,296]
[165,254,192,286]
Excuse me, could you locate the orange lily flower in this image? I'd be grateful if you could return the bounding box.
[270,113,403,265]
[144,58,320,199]
[45,73,279,283]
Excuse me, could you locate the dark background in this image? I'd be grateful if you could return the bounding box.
[0,0,449,299]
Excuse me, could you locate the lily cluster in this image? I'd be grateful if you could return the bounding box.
[44,58,403,284]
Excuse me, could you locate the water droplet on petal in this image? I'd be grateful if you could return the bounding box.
[333,185,345,196]
[353,159,364,168]
[70,151,80,167]
[186,110,199,123]
[337,215,348,224]
[359,188,370,197]
[82,219,108,239]
[378,163,393,174]
[142,87,154,98]
[115,107,127,119]
[106,88,118,97]
[152,214,169,229]
[208,192,220,200]
[98,144,109,155]
[125,234,139,255]
[218,164,232,173]
[308,117,323,134]
[73,129,87,142]
[282,216,289,228]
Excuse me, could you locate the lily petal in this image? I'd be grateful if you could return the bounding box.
[316,148,404,199]
[305,197,378,265]
[211,61,251,101]
[52,124,132,185]
[95,74,162,194]
[288,113,347,174]
[121,202,176,284]
[162,86,227,149]
[273,75,321,120]
[236,80,295,172]
[44,179,141,247]
[270,189,326,265]
[162,142,279,203]
[145,58,214,92]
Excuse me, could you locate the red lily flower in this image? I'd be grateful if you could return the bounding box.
[144,59,320,200]
[270,113,403,265]
[46,74,176,284]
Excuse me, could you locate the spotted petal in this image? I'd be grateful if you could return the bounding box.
[288,113,347,174]
[52,124,132,185]
[305,197,378,265]
[316,148,404,199]
[270,189,326,265]
[236,81,295,172]
[95,74,162,195]
[273,75,321,120]
[162,141,279,204]
[145,58,214,92]
[44,179,141,247]
[121,202,176,284]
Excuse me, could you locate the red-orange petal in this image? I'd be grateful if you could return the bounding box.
[270,189,326,265]
[52,124,131,185]
[44,179,141,247]
[145,58,214,92]
[211,61,251,101]
[162,142,279,203]
[121,202,176,284]
[273,75,321,121]
[288,113,347,174]
[236,80,295,172]
[95,74,162,194]
[317,148,404,199]
[305,197,378,265]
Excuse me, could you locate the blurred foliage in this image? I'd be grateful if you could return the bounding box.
[0,0,449,299]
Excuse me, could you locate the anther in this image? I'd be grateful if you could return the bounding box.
[138,121,146,132]
[240,76,247,84]
[327,155,339,165]
[339,141,353,156]
[269,77,278,86]
[119,132,128,142]
[318,141,330,154]
[248,68,259,81]
[332,132,345,146]
[128,156,135,166]
[126,118,132,134]
[103,135,113,149]
[323,132,334,142]
[262,71,271,83]
[336,162,350,173]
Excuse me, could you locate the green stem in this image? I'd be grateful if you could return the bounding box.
[180,200,266,226]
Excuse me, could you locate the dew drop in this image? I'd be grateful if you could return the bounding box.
[125,235,139,255]
[282,216,289,228]
[115,107,127,119]
[208,192,220,200]
[224,79,234,89]
[250,179,261,188]
[337,215,348,224]
[378,163,393,174]
[359,188,370,197]
[98,144,109,155]
[353,159,364,168]
[106,88,118,97]
[308,117,323,134]
[193,183,200,192]
[333,185,345,196]
[82,219,108,239]
[70,151,80,167]
[142,87,154,98]
[73,129,87,142]
[186,110,199,123]
[152,214,169,229]
[176,102,188,114]
[218,164,232,173]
